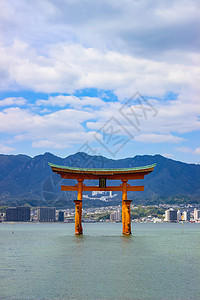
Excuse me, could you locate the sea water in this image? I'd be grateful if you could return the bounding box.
[0,222,200,300]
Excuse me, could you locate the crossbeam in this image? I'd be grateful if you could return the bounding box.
[61,185,144,192]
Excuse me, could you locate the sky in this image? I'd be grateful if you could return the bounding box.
[0,0,200,164]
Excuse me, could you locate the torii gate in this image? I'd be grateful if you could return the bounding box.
[49,163,156,235]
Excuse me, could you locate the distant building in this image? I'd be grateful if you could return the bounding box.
[37,207,55,222]
[194,208,200,221]
[182,210,190,221]
[177,210,182,221]
[58,211,64,222]
[110,210,121,222]
[165,209,177,222]
[6,206,30,222]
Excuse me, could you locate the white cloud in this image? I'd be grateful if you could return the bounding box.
[0,40,199,98]
[32,140,65,149]
[1,0,199,59]
[176,146,200,155]
[161,153,174,159]
[176,146,193,153]
[136,98,200,134]
[36,95,106,109]
[0,0,199,98]
[0,106,96,149]
[0,0,199,157]
[194,147,200,155]
[0,143,15,153]
[134,134,184,143]
[86,96,200,137]
[0,97,27,107]
[1,91,199,151]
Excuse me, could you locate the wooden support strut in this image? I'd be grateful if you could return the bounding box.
[121,179,132,235]
[61,184,144,192]
[74,179,83,235]
[121,179,127,234]
[123,200,132,235]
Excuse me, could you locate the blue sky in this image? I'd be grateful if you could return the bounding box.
[0,0,199,163]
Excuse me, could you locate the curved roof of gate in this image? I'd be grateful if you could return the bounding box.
[49,163,156,179]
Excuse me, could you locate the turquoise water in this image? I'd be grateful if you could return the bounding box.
[0,222,200,300]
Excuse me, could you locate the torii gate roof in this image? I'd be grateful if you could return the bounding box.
[49,163,156,180]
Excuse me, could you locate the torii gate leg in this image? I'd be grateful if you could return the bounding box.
[123,200,132,235]
[74,179,83,235]
[122,179,132,235]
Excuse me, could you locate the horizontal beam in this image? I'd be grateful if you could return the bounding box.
[61,185,144,192]
[60,173,145,180]
[127,185,144,191]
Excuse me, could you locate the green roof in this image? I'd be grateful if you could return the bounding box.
[49,163,156,172]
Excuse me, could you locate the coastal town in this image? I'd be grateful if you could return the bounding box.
[1,204,200,223]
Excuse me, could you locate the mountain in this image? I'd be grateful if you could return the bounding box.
[0,152,199,208]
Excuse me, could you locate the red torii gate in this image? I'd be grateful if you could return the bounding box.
[49,163,156,235]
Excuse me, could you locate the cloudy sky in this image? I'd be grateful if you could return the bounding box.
[0,0,199,163]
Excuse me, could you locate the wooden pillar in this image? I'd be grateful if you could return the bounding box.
[123,200,132,235]
[74,200,82,235]
[74,179,83,235]
[122,179,128,235]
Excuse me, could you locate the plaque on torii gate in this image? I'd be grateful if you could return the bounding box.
[49,163,156,235]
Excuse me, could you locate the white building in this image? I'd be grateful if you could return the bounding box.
[194,208,200,221]
[177,210,182,221]
[110,210,121,222]
[182,210,190,221]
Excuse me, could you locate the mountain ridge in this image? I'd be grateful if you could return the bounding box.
[0,152,199,208]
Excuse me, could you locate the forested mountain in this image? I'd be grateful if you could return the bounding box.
[0,152,199,208]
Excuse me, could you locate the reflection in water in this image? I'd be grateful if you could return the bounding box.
[73,234,85,246]
[120,234,133,247]
[120,234,132,242]
[120,235,133,256]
